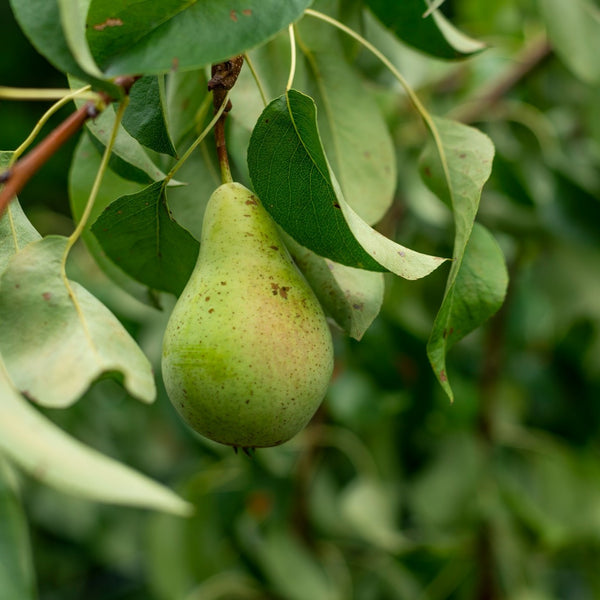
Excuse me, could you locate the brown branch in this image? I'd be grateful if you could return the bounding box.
[208,56,244,111]
[0,75,140,220]
[450,33,552,124]
[207,56,244,184]
[0,101,99,218]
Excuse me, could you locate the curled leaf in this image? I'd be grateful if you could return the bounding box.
[0,236,156,407]
[248,90,446,280]
[0,360,191,515]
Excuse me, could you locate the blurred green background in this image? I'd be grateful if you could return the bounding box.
[3,0,600,598]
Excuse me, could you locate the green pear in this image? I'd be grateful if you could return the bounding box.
[162,182,334,448]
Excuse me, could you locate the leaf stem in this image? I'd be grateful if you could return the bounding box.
[65,97,129,254]
[286,24,298,91]
[165,90,231,185]
[303,10,431,130]
[10,86,95,167]
[214,114,233,184]
[0,86,99,102]
[303,9,452,232]
[244,52,268,107]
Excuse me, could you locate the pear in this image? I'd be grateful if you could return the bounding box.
[162,182,334,448]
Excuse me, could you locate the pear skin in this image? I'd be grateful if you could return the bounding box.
[162,182,334,448]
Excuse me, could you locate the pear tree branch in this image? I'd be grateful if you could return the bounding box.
[208,56,244,184]
[0,75,140,219]
[0,102,98,218]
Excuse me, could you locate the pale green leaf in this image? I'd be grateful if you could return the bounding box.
[538,0,600,84]
[57,0,103,77]
[340,477,406,552]
[419,117,498,399]
[0,236,156,408]
[0,187,42,279]
[498,433,600,547]
[431,10,487,55]
[250,528,340,600]
[0,458,36,600]
[0,361,192,516]
[423,0,447,17]
[286,235,384,340]
[409,433,485,530]
[0,152,42,275]
[0,200,41,274]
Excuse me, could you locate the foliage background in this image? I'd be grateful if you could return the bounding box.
[2,0,600,598]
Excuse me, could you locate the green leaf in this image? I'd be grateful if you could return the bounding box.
[0,236,156,408]
[364,0,485,59]
[91,181,200,296]
[0,458,36,600]
[409,432,486,531]
[248,89,446,279]
[296,15,396,225]
[0,360,192,516]
[498,434,600,547]
[86,0,312,76]
[433,223,507,350]
[339,477,406,552]
[70,76,171,184]
[85,106,168,183]
[249,528,340,600]
[286,235,384,340]
[419,117,499,399]
[9,0,117,95]
[538,0,600,84]
[123,76,177,157]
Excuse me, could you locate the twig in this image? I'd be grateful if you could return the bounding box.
[0,102,99,218]
[208,56,244,184]
[0,75,140,219]
[449,33,552,124]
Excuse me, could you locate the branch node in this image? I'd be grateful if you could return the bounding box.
[208,56,244,114]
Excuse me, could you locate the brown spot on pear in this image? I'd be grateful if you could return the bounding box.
[161,182,333,448]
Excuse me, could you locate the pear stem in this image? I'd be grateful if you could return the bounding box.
[214,114,233,184]
[208,56,244,185]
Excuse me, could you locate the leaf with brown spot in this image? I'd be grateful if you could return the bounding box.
[0,237,156,408]
[86,0,312,76]
[248,90,446,280]
[420,118,503,400]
